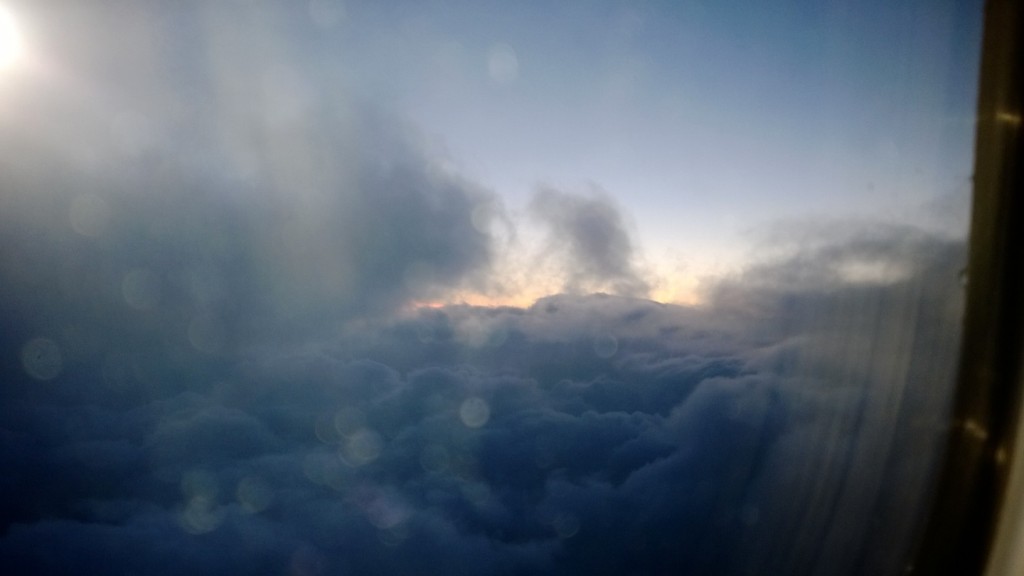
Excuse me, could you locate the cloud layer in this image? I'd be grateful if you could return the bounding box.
[1,215,965,574]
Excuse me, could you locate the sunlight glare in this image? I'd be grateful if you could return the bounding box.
[0,5,23,70]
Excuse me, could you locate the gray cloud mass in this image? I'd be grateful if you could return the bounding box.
[530,187,651,298]
[0,217,965,574]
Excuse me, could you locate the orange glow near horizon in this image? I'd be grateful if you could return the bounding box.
[408,291,545,311]
[408,274,706,312]
[650,283,703,307]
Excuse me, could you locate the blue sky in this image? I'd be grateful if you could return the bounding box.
[1,0,981,303]
[299,0,983,301]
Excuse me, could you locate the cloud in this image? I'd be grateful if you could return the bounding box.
[529,187,651,298]
[0,216,966,574]
[0,5,499,354]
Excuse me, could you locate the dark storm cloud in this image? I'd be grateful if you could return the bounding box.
[1,216,966,574]
[530,187,650,297]
[1,297,776,574]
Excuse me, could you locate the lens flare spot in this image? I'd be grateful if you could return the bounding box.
[459,397,490,428]
[179,469,224,534]
[460,481,491,506]
[364,492,410,530]
[290,546,327,576]
[340,428,383,466]
[333,407,366,437]
[304,452,349,489]
[122,269,161,311]
[179,494,225,534]
[236,476,274,514]
[552,513,580,538]
[487,43,519,84]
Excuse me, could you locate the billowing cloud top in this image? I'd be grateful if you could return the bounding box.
[1,204,965,574]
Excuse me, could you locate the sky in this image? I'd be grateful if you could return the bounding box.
[0,1,984,575]
[316,0,981,303]
[0,0,981,305]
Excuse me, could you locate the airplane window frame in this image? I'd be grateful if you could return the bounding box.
[908,0,1024,573]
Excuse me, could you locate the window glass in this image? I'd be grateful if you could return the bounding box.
[0,1,981,574]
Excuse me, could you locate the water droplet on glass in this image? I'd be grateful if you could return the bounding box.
[487,43,519,84]
[460,480,491,505]
[304,452,348,488]
[236,476,274,514]
[553,512,580,538]
[69,194,110,238]
[309,0,345,28]
[101,351,132,388]
[21,337,62,380]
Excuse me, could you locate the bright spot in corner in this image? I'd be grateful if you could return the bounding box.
[0,5,23,70]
